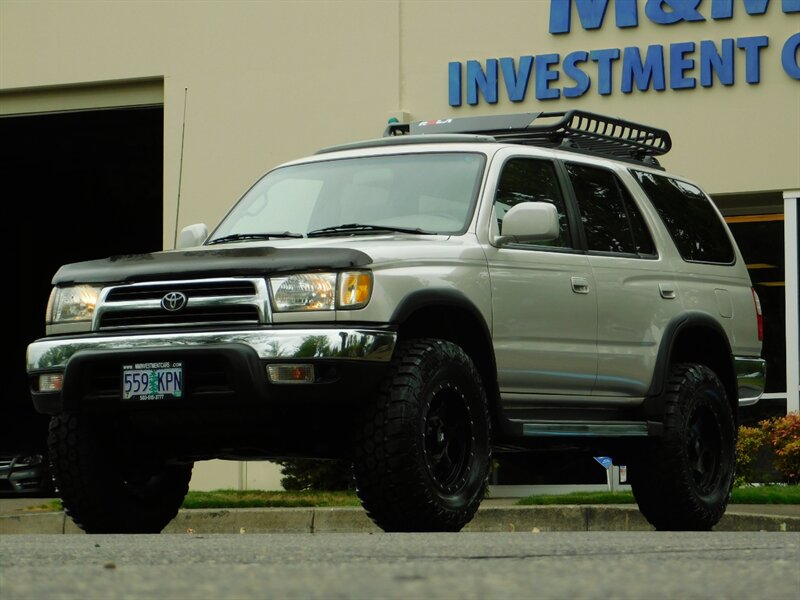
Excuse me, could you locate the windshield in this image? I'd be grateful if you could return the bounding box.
[208,152,486,241]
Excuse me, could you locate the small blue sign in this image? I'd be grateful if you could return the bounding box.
[594,456,613,470]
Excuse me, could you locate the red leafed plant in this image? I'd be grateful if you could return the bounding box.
[760,412,800,483]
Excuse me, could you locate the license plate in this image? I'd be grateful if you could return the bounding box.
[122,361,183,400]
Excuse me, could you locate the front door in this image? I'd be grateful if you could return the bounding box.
[485,155,597,404]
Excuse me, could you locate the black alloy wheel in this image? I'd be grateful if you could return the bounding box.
[353,338,491,532]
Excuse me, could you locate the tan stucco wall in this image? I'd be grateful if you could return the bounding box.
[1,0,798,239]
[0,0,402,248]
[2,0,797,493]
[188,460,284,492]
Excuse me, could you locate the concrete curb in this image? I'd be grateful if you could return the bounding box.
[2,506,798,534]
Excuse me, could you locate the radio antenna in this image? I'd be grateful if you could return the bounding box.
[173,87,188,248]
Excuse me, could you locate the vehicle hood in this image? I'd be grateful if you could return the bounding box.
[51,234,468,285]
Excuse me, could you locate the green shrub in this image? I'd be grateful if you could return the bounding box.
[736,412,800,485]
[277,458,356,491]
[735,425,767,486]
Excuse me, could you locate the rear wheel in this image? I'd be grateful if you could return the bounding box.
[48,414,192,533]
[631,363,736,531]
[353,338,491,532]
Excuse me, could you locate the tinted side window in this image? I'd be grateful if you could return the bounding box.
[632,170,734,264]
[494,158,571,248]
[566,163,656,256]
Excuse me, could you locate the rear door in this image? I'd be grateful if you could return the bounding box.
[562,160,682,398]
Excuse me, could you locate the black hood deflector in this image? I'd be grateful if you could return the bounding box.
[52,246,373,285]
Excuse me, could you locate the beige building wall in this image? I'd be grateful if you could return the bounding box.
[2,1,798,490]
[2,1,798,238]
[188,459,284,492]
[1,0,402,248]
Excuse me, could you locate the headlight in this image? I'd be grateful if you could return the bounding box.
[270,271,372,312]
[47,285,103,324]
[270,273,336,312]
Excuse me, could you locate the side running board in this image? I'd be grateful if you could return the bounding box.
[521,421,652,437]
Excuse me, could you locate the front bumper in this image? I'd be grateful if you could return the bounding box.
[27,327,396,415]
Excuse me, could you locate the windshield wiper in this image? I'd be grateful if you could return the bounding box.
[307,223,432,237]
[207,232,304,245]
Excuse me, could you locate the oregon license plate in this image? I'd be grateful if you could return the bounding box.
[122,361,183,400]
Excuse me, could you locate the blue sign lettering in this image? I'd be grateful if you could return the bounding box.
[700,39,735,86]
[621,45,666,93]
[466,59,498,105]
[711,0,770,19]
[448,62,462,106]
[500,56,534,102]
[551,0,634,33]
[563,51,592,97]
[535,53,562,99]
[447,1,798,105]
[670,41,697,89]
[551,0,798,33]
[645,0,705,24]
[737,35,769,83]
[550,0,639,33]
[589,48,621,95]
[782,32,800,79]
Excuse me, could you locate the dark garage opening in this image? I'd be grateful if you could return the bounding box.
[1,105,163,458]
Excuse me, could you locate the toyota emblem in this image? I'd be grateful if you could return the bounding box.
[161,291,188,312]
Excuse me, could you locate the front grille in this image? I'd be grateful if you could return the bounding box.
[95,277,270,330]
[99,305,260,328]
[105,281,256,302]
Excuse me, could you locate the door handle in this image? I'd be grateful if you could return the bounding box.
[659,283,677,299]
[571,276,590,294]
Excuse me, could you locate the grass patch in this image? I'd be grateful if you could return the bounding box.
[181,489,360,509]
[516,491,635,506]
[731,484,800,504]
[515,485,800,506]
[22,500,63,513]
[25,484,797,512]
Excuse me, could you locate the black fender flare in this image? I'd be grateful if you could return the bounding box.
[389,287,499,401]
[643,311,735,421]
[390,288,491,337]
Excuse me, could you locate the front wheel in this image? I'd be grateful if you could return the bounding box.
[630,363,736,531]
[48,414,193,533]
[353,339,491,532]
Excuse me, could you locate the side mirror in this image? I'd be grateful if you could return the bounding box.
[177,223,209,249]
[495,202,560,246]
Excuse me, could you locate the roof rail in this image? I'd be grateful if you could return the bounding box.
[384,110,672,163]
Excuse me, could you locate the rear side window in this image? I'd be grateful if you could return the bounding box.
[566,163,656,257]
[632,171,734,264]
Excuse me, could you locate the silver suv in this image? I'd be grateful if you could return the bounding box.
[27,111,765,533]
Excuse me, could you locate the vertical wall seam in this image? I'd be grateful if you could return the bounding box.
[398,0,403,113]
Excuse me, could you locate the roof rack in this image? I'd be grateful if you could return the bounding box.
[384,110,671,164]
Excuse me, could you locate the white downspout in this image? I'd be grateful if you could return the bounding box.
[784,190,799,414]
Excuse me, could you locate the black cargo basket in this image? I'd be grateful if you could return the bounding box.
[385,110,672,163]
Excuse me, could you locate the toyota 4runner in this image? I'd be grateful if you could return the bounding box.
[27,110,766,533]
